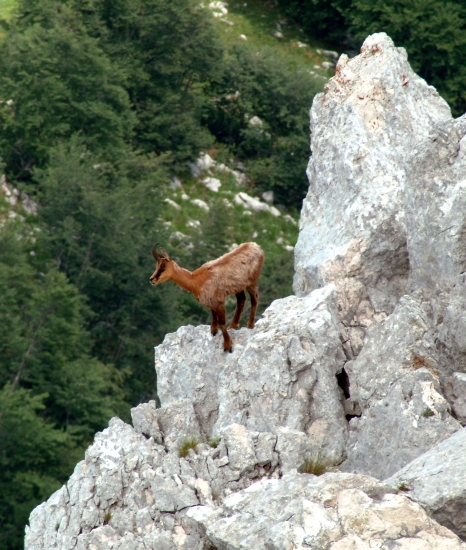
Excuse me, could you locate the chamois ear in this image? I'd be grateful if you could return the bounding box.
[152,243,163,261]
[159,246,172,261]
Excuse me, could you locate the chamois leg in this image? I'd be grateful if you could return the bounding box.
[214,305,232,352]
[228,290,246,329]
[246,285,259,329]
[211,309,219,336]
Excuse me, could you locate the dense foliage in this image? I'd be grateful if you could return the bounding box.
[0,1,321,547]
[276,0,466,116]
[205,45,321,206]
[0,221,127,548]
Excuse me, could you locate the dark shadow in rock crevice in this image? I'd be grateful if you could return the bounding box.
[336,368,351,400]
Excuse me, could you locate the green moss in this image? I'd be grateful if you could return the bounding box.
[422,408,435,418]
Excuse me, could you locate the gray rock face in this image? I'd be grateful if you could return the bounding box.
[157,285,349,464]
[188,472,466,550]
[445,373,466,424]
[25,418,206,550]
[293,32,451,356]
[404,117,466,297]
[385,428,466,541]
[342,296,461,479]
[404,115,466,379]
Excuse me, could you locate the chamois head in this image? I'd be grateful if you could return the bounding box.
[149,244,174,286]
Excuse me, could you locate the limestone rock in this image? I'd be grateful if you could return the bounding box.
[156,398,202,453]
[293,32,451,355]
[404,117,466,297]
[342,296,461,479]
[385,428,466,541]
[157,285,349,464]
[404,115,466,378]
[24,417,211,550]
[187,472,466,549]
[445,373,466,424]
[221,424,257,475]
[130,400,162,441]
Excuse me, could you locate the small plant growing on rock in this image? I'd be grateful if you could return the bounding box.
[298,455,329,476]
[178,437,200,458]
[103,512,112,525]
[398,483,410,492]
[208,436,222,448]
[211,490,221,502]
[422,408,435,418]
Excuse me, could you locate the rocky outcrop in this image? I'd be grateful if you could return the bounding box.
[26,32,466,549]
[188,473,466,549]
[156,286,348,464]
[293,32,451,356]
[342,295,461,479]
[25,412,466,550]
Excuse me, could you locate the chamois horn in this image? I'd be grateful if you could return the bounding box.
[152,243,171,261]
[159,246,171,261]
[152,243,163,261]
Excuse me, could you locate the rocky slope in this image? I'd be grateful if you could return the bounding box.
[25,33,466,550]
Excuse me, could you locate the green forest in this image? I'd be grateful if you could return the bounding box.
[0,0,465,548]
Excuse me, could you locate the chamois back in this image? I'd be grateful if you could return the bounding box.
[150,241,264,351]
[199,242,264,306]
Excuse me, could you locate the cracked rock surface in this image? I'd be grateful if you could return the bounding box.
[157,285,348,464]
[293,32,451,356]
[188,473,466,550]
[385,428,466,542]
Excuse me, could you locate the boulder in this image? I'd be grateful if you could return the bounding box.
[187,472,466,549]
[385,428,466,541]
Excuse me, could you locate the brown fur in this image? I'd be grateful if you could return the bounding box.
[150,242,264,352]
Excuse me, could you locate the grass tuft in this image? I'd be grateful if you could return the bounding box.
[298,455,329,476]
[103,512,112,525]
[178,437,200,458]
[208,436,222,448]
[398,483,410,492]
[422,408,435,418]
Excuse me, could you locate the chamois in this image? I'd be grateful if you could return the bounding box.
[150,242,264,352]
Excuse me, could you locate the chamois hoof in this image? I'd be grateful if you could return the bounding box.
[211,329,218,336]
[224,346,233,353]
[247,322,255,329]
